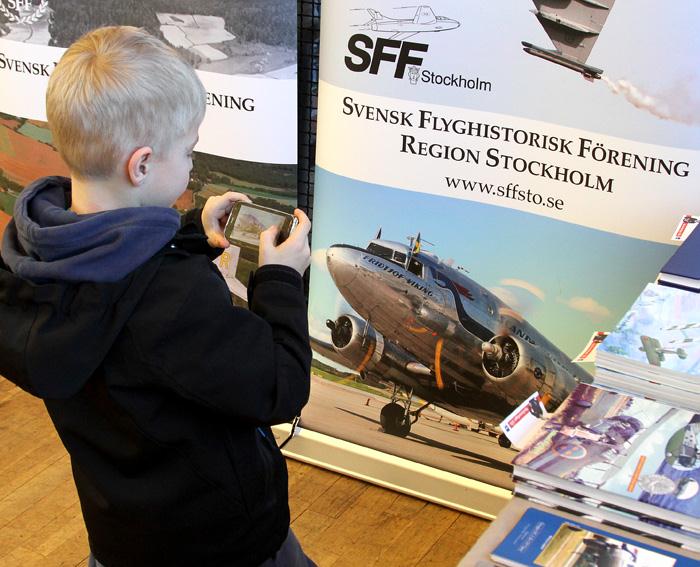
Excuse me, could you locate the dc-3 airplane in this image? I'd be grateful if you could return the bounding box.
[312,232,593,448]
[522,0,616,80]
[359,5,460,41]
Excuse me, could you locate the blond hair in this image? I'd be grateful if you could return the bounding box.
[46,26,206,179]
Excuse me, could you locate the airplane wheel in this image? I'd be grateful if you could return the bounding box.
[497,434,512,449]
[380,403,411,437]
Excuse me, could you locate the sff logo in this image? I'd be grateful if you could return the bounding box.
[5,0,33,9]
[344,33,428,79]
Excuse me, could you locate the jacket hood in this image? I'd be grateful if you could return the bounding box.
[0,257,167,399]
[0,176,183,399]
[1,176,180,283]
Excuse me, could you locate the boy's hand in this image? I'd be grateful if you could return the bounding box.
[201,192,252,248]
[259,209,311,276]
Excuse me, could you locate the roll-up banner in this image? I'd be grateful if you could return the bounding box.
[305,1,700,497]
[0,0,296,298]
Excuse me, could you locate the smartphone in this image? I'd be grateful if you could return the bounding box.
[224,202,297,249]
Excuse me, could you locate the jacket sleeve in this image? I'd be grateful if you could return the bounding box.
[176,208,223,261]
[134,257,311,426]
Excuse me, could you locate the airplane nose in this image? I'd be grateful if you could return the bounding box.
[326,246,358,288]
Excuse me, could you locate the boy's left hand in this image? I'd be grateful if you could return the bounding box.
[201,192,252,248]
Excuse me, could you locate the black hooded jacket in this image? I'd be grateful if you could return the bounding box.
[0,178,311,566]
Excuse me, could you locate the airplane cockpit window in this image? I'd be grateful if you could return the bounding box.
[367,243,423,276]
[408,258,423,277]
[367,243,394,262]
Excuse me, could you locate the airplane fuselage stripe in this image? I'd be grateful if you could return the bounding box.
[431,268,493,342]
[434,338,445,390]
[356,342,376,373]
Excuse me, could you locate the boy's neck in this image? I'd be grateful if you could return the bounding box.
[70,174,140,214]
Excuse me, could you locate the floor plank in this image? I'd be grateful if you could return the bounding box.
[418,513,490,566]
[0,379,489,565]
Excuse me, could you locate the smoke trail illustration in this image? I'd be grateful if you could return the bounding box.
[601,76,699,125]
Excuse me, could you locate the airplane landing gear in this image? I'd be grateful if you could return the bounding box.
[380,384,414,437]
[497,433,512,449]
[380,402,410,437]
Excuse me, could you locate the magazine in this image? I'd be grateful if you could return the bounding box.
[491,506,688,566]
[594,368,700,413]
[596,283,700,386]
[659,222,700,292]
[513,384,700,532]
[514,482,700,552]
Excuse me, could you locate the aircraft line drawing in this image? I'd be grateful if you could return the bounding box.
[312,232,592,448]
[358,5,460,41]
[522,0,616,80]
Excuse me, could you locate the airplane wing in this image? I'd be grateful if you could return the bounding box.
[310,335,356,372]
[389,31,418,41]
[640,336,662,366]
[530,0,616,64]
[311,316,434,390]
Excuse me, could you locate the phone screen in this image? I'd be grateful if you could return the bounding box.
[227,203,290,247]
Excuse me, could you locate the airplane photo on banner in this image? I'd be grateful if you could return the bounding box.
[312,231,592,449]
[522,0,616,80]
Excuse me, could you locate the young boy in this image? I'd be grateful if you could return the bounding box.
[0,26,314,566]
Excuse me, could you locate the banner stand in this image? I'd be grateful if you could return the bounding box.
[272,423,511,519]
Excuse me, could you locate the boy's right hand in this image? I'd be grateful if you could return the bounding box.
[259,209,311,276]
[202,191,252,248]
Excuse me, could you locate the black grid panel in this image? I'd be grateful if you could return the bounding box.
[297,0,321,221]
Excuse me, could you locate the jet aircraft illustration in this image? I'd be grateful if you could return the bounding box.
[359,5,460,41]
[522,0,616,80]
[312,233,593,447]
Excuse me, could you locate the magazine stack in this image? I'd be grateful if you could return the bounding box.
[459,498,700,566]
[458,382,700,565]
[594,282,700,412]
[510,383,700,550]
[460,257,700,564]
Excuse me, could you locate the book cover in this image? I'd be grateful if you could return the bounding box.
[597,283,700,380]
[491,507,687,566]
[514,482,700,551]
[660,224,700,290]
[513,384,700,526]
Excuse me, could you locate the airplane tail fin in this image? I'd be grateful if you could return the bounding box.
[367,8,387,21]
[413,5,437,24]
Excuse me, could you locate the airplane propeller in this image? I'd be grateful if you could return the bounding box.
[481,336,520,378]
[327,318,353,349]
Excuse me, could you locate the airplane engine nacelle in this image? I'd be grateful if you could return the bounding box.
[328,314,385,374]
[328,314,414,375]
[481,335,549,403]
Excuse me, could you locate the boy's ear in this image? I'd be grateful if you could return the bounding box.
[127,146,153,186]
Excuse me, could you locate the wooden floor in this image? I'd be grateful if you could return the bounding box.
[0,378,489,566]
